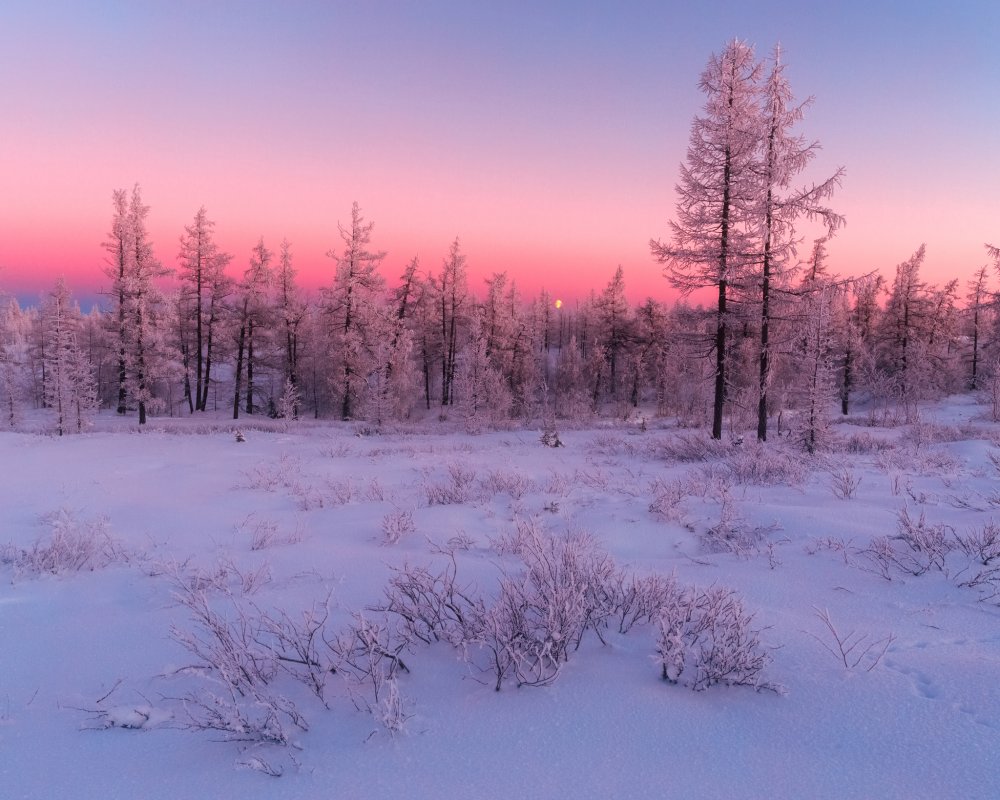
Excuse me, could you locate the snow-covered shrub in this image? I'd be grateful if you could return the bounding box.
[168,583,307,746]
[479,470,537,500]
[829,468,862,500]
[723,445,806,486]
[658,433,733,463]
[654,586,774,691]
[236,515,302,551]
[323,478,354,506]
[330,613,410,722]
[876,446,960,477]
[377,557,477,646]
[856,508,953,579]
[648,476,694,522]
[609,572,682,634]
[953,521,1000,565]
[837,432,895,455]
[700,484,776,558]
[893,507,953,574]
[381,508,416,545]
[423,463,478,506]
[255,596,337,705]
[2,509,128,577]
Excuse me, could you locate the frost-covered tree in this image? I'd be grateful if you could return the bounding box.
[436,238,469,408]
[276,239,306,415]
[103,188,131,414]
[594,266,632,405]
[0,297,30,428]
[966,263,992,389]
[177,207,232,412]
[752,47,844,442]
[651,40,763,439]
[366,258,422,425]
[323,202,386,420]
[232,238,273,419]
[456,309,510,431]
[793,283,838,453]
[40,278,96,435]
[124,186,173,424]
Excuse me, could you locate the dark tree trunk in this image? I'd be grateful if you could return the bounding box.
[233,322,246,420]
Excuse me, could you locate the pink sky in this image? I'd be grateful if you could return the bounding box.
[1,2,996,307]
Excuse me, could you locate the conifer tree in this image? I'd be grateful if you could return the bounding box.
[651,40,763,439]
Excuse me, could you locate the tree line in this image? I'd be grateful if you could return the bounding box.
[0,40,996,443]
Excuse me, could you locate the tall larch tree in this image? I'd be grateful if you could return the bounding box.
[276,238,306,415]
[651,40,763,439]
[324,202,386,420]
[752,46,844,442]
[437,238,469,407]
[177,207,232,412]
[103,189,131,414]
[125,185,170,424]
[966,263,991,389]
[40,278,96,435]
[232,237,273,419]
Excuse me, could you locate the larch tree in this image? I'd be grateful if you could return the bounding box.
[232,237,273,419]
[0,297,30,428]
[966,263,991,389]
[880,245,929,400]
[276,238,306,416]
[103,189,131,414]
[40,278,96,435]
[594,266,632,406]
[437,238,469,407]
[323,202,387,420]
[651,39,763,439]
[124,185,171,424]
[177,207,232,412]
[752,46,844,442]
[368,257,422,424]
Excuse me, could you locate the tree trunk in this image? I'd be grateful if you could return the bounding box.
[246,318,255,415]
[233,322,246,420]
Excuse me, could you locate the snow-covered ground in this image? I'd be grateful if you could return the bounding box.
[2,398,999,799]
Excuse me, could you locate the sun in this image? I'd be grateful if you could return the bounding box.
[554,299,562,309]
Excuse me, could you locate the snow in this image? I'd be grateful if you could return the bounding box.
[2,398,999,799]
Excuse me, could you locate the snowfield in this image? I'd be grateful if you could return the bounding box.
[2,397,999,799]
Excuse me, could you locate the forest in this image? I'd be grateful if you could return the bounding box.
[2,42,995,443]
[1,196,996,444]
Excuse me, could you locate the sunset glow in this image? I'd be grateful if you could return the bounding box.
[0,1,996,306]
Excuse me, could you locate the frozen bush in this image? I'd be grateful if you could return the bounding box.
[330,613,410,716]
[654,586,774,691]
[893,507,953,574]
[723,445,805,486]
[659,433,733,463]
[168,583,308,745]
[838,432,895,455]
[953,520,1000,565]
[2,509,128,577]
[423,463,478,506]
[700,484,776,558]
[479,470,537,500]
[376,557,477,646]
[829,468,862,500]
[381,509,416,545]
[609,572,682,634]
[648,477,693,523]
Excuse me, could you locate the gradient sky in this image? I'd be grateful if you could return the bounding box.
[1,0,997,307]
